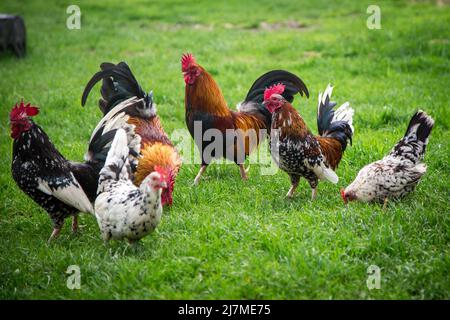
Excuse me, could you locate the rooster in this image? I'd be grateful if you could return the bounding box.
[264,84,354,199]
[81,62,181,206]
[95,128,167,243]
[181,53,309,185]
[10,102,99,241]
[341,110,434,206]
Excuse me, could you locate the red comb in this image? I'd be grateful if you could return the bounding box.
[10,101,39,121]
[181,53,196,72]
[263,83,285,101]
[154,165,169,179]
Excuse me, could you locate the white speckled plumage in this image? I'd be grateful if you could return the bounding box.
[343,110,434,203]
[268,84,353,198]
[94,129,164,242]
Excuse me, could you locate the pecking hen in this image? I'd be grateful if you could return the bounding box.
[341,110,434,205]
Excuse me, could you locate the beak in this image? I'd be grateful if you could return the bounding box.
[340,188,348,205]
[159,181,167,189]
[262,101,268,106]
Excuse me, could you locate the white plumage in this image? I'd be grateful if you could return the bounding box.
[37,175,94,214]
[94,128,166,243]
[342,110,434,204]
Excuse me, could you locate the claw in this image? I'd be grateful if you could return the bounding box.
[48,227,61,243]
[239,164,249,180]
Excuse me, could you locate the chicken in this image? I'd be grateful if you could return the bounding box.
[95,128,167,243]
[81,62,181,205]
[264,84,354,199]
[181,53,309,185]
[10,101,97,241]
[341,110,434,205]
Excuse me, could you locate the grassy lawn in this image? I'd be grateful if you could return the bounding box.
[0,0,449,299]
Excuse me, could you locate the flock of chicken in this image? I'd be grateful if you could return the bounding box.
[10,53,434,243]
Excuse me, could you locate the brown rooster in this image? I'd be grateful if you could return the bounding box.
[81,62,181,205]
[264,84,354,199]
[181,53,309,185]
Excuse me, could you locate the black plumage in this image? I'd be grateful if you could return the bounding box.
[317,89,353,151]
[81,61,154,117]
[10,102,119,241]
[243,70,310,128]
[244,70,310,103]
[12,122,96,240]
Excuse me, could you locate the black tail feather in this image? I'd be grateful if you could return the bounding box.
[390,110,435,162]
[404,110,434,145]
[81,62,151,115]
[317,86,353,152]
[87,129,118,163]
[244,70,309,104]
[241,70,309,128]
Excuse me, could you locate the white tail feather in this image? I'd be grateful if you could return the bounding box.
[312,163,339,184]
[333,102,354,133]
[317,84,334,115]
[103,129,130,180]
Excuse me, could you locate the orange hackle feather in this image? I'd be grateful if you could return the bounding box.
[135,143,181,186]
[184,58,268,156]
[316,137,343,170]
[127,116,181,186]
[185,68,230,117]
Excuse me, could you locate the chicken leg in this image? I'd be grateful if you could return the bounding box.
[194,165,207,186]
[239,164,249,180]
[72,216,78,233]
[286,175,300,198]
[311,188,317,200]
[48,228,61,243]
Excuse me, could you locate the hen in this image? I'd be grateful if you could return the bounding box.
[341,110,434,205]
[82,62,181,205]
[95,128,167,243]
[264,84,354,199]
[181,53,309,185]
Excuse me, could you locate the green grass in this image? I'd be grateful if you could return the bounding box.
[0,0,449,299]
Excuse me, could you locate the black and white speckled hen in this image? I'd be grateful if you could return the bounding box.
[342,110,434,205]
[10,101,98,241]
[95,128,168,243]
[264,84,354,199]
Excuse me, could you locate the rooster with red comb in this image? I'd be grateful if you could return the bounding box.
[181,53,309,185]
[9,100,139,242]
[264,84,354,199]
